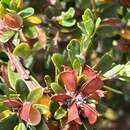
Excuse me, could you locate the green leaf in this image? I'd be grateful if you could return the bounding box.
[16,79,29,101]
[59,19,76,27]
[54,106,67,120]
[58,7,76,27]
[82,8,94,35]
[51,53,64,72]
[44,75,51,87]
[13,43,31,59]
[73,58,82,75]
[36,119,49,130]
[23,26,38,39]
[0,112,18,130]
[26,15,42,24]
[0,30,15,43]
[95,17,101,30]
[94,53,113,73]
[0,83,9,95]
[27,88,43,104]
[33,104,49,114]
[18,7,34,18]
[0,2,6,18]
[51,82,65,93]
[67,39,80,63]
[7,62,20,89]
[12,32,20,46]
[14,122,27,130]
[104,64,124,79]
[49,101,59,115]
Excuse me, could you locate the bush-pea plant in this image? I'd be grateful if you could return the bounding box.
[0,0,130,130]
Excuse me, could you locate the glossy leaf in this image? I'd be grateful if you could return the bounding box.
[51,82,65,93]
[33,104,49,114]
[36,119,49,130]
[27,88,43,104]
[58,7,76,27]
[23,26,38,39]
[67,39,80,63]
[20,102,41,126]
[82,8,94,35]
[104,64,124,79]
[0,30,15,43]
[12,32,20,46]
[83,104,99,124]
[54,106,67,120]
[26,16,42,24]
[60,70,77,92]
[14,122,27,130]
[51,94,71,103]
[18,7,34,18]
[7,62,20,89]
[51,53,64,72]
[4,13,23,29]
[68,103,82,125]
[13,43,31,59]
[0,113,18,130]
[81,75,103,95]
[16,79,29,101]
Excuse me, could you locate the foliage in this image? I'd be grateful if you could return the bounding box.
[0,0,130,130]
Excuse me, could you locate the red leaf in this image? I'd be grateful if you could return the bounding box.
[60,70,77,92]
[20,102,41,126]
[89,90,105,102]
[4,13,23,29]
[51,94,71,103]
[20,102,32,122]
[83,65,96,79]
[83,104,100,124]
[28,105,41,126]
[68,123,80,130]
[68,103,82,125]
[81,75,103,95]
[4,99,22,108]
[89,93,100,102]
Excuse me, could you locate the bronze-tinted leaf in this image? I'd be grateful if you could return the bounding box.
[83,104,100,124]
[20,102,41,126]
[81,75,103,95]
[60,70,77,92]
[83,65,96,79]
[4,99,22,108]
[68,103,82,125]
[4,13,23,30]
[51,94,71,103]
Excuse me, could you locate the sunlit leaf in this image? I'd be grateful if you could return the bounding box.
[0,30,15,43]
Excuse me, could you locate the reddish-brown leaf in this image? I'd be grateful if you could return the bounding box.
[89,90,105,102]
[68,123,80,130]
[81,75,103,95]
[28,105,41,126]
[83,104,100,124]
[4,13,23,29]
[20,102,32,122]
[20,102,41,126]
[51,94,71,103]
[60,71,77,92]
[83,65,96,79]
[4,99,22,108]
[68,103,82,125]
